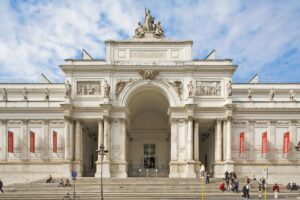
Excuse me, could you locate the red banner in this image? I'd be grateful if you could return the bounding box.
[240,132,245,154]
[53,131,57,153]
[8,131,14,153]
[283,131,290,154]
[262,131,268,155]
[30,131,35,153]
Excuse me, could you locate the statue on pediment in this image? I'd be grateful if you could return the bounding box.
[187,81,193,97]
[227,80,232,97]
[248,88,253,100]
[144,8,155,31]
[269,88,275,100]
[133,8,164,39]
[23,87,28,101]
[134,22,145,39]
[65,81,72,97]
[289,89,295,101]
[45,88,49,101]
[154,21,164,39]
[104,80,110,97]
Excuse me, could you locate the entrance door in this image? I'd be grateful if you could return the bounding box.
[144,144,156,169]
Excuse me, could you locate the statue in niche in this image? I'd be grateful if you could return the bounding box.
[289,89,295,101]
[2,88,7,101]
[144,8,154,31]
[65,81,72,97]
[227,80,232,97]
[187,81,193,97]
[269,88,275,100]
[134,22,145,39]
[23,87,28,101]
[45,88,49,101]
[248,88,253,100]
[154,21,164,39]
[104,80,110,97]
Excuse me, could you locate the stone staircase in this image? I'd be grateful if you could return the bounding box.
[0,177,298,200]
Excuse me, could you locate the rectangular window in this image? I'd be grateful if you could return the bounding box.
[144,144,155,169]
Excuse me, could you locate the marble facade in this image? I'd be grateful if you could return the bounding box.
[0,13,300,185]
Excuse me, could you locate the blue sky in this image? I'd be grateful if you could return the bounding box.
[0,0,300,83]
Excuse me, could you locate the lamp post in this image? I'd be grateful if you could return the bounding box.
[96,144,108,200]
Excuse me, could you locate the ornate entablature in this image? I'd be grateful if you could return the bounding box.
[76,81,101,96]
[195,81,221,96]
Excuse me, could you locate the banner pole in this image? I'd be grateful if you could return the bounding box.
[202,177,204,200]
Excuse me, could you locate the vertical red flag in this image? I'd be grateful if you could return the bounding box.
[240,132,245,154]
[30,131,35,153]
[283,131,290,154]
[8,131,14,153]
[53,131,57,153]
[262,131,268,155]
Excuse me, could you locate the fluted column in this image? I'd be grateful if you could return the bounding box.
[193,120,199,161]
[187,116,194,161]
[69,120,74,161]
[215,118,222,161]
[170,118,178,161]
[103,116,110,161]
[75,120,82,161]
[226,116,232,161]
[222,119,227,161]
[97,119,104,161]
[64,116,71,160]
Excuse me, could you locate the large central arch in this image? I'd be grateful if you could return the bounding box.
[123,81,174,177]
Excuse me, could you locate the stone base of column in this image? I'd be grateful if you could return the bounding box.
[194,161,201,178]
[111,161,128,178]
[95,161,111,178]
[213,161,225,178]
[185,160,196,178]
[224,160,235,173]
[72,161,83,177]
[169,161,185,178]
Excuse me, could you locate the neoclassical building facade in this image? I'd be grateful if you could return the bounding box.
[0,14,300,185]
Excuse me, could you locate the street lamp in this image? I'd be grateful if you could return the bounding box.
[96,144,108,200]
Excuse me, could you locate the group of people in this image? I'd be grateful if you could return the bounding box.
[219,172,281,199]
[219,171,239,193]
[46,175,71,187]
[287,182,300,190]
[58,178,71,187]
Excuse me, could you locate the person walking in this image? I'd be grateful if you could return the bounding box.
[0,179,4,193]
[273,183,280,199]
[258,179,263,199]
[242,184,249,200]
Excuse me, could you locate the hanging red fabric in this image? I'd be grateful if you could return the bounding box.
[283,131,290,154]
[8,131,14,153]
[53,131,57,153]
[30,131,35,153]
[262,131,268,155]
[240,132,245,154]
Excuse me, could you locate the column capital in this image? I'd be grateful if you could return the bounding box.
[103,115,110,121]
[187,115,193,121]
[216,118,222,123]
[98,118,103,123]
[193,119,199,124]
[226,116,233,121]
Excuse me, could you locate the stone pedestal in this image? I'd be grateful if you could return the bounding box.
[194,160,201,178]
[72,161,83,177]
[185,161,196,178]
[95,161,111,178]
[213,161,225,178]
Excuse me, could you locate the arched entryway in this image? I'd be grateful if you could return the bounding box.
[127,89,170,177]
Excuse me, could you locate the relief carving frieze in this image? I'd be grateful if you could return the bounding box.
[76,81,101,96]
[28,120,45,125]
[255,120,269,125]
[50,120,64,125]
[196,81,221,96]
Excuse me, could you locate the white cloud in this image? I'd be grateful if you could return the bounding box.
[0,0,299,82]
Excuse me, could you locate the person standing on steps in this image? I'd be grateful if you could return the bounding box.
[0,179,4,193]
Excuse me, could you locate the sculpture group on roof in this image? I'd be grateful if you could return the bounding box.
[134,8,164,39]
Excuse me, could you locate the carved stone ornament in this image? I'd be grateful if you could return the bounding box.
[233,120,247,125]
[23,87,29,101]
[269,88,275,100]
[76,81,101,96]
[29,120,45,125]
[195,81,221,96]
[275,121,290,125]
[187,81,193,97]
[115,80,133,97]
[2,88,7,101]
[50,120,64,125]
[167,80,183,96]
[8,120,23,125]
[227,80,232,97]
[133,8,165,39]
[255,120,268,125]
[138,69,159,80]
[45,88,49,101]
